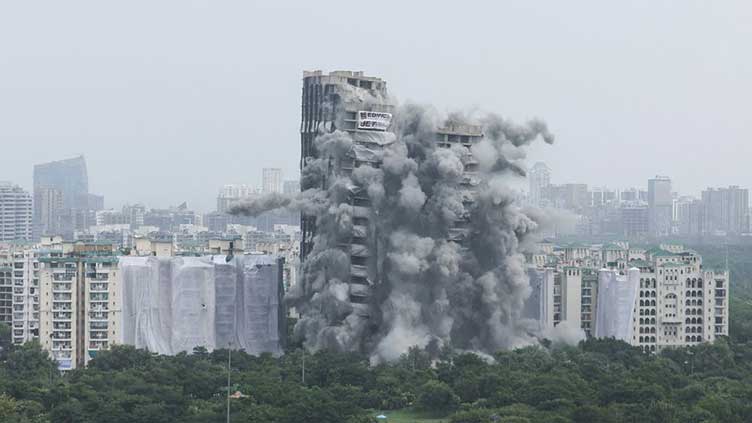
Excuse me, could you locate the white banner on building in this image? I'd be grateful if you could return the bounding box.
[357,111,392,131]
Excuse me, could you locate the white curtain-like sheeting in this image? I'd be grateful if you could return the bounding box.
[169,257,215,354]
[119,255,281,355]
[594,268,640,341]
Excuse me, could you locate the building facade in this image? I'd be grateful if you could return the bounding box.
[0,266,11,325]
[648,176,673,237]
[262,168,283,194]
[0,182,33,242]
[701,186,749,235]
[299,70,392,261]
[33,156,90,238]
[527,242,729,352]
[38,242,121,370]
[528,162,551,207]
[8,245,42,344]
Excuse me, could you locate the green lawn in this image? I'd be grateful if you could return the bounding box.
[372,408,450,423]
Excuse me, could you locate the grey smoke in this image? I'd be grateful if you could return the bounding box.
[233,102,557,361]
[228,188,327,217]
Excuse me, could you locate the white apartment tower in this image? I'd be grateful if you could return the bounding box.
[528,162,551,207]
[262,168,283,194]
[0,266,11,326]
[217,184,260,213]
[0,182,33,242]
[38,243,121,370]
[9,246,42,344]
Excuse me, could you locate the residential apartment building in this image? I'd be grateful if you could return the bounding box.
[528,162,551,207]
[0,182,33,242]
[527,242,729,352]
[9,245,42,344]
[38,242,121,370]
[701,186,749,235]
[0,266,11,325]
[262,168,283,194]
[648,176,672,237]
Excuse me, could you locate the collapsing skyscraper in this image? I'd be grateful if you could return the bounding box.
[300,71,396,318]
[232,70,554,361]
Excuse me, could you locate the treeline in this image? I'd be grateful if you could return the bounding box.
[3,330,752,422]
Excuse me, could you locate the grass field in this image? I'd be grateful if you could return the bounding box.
[371,408,450,423]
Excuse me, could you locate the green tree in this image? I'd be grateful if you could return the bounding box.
[416,381,459,413]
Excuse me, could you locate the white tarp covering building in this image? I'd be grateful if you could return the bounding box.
[594,267,640,342]
[120,255,284,355]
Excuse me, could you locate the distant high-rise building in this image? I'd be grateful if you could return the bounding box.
[621,205,649,237]
[85,194,105,211]
[548,183,589,211]
[33,156,89,210]
[217,184,259,213]
[34,187,64,237]
[648,176,672,236]
[675,196,705,235]
[0,182,33,241]
[701,186,749,235]
[283,180,300,194]
[122,204,146,228]
[528,162,551,207]
[33,156,101,237]
[262,168,283,194]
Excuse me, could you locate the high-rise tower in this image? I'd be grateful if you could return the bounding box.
[299,70,393,260]
[33,156,90,237]
[0,182,33,241]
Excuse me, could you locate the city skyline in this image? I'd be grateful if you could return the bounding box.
[5,154,752,216]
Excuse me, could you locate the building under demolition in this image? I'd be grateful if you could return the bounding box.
[271,70,556,361]
[299,71,396,324]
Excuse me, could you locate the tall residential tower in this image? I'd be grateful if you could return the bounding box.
[0,182,33,242]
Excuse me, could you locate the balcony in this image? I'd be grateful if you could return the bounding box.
[51,344,72,351]
[86,273,109,281]
[89,341,109,350]
[52,273,75,282]
[89,283,108,292]
[53,283,72,293]
[52,351,72,359]
[51,333,72,340]
[89,294,108,302]
[89,312,108,321]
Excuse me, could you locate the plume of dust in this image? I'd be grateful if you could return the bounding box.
[246,102,564,362]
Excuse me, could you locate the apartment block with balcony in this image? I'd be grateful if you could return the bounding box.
[9,245,43,344]
[0,266,12,325]
[38,243,121,370]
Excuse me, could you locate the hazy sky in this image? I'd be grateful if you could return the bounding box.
[1,1,750,211]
